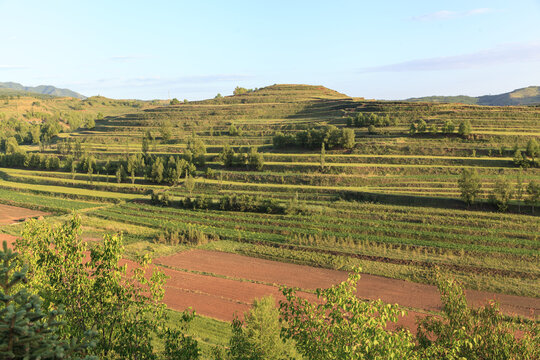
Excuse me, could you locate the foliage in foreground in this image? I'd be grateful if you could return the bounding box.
[280,269,416,359]
[279,269,539,360]
[0,241,95,359]
[12,216,200,359]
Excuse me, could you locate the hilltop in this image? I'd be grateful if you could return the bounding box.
[405,86,540,106]
[0,81,86,99]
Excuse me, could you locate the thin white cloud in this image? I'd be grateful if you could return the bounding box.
[360,42,540,73]
[65,74,253,90]
[412,8,494,21]
[0,65,27,70]
[109,55,146,62]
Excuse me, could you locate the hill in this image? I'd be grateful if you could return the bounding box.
[405,86,540,106]
[0,81,86,99]
[0,83,539,357]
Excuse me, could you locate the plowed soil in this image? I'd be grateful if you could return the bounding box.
[0,204,47,225]
[155,249,540,324]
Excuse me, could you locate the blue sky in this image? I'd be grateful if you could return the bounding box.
[1,0,539,100]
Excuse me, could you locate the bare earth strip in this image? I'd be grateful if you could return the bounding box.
[155,249,540,320]
[0,203,48,225]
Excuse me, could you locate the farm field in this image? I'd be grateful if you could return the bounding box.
[1,84,539,356]
[0,203,48,225]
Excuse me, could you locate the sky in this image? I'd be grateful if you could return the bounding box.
[1,0,540,100]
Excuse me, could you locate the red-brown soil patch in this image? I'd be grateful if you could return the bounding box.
[0,204,48,225]
[0,233,18,248]
[155,249,540,323]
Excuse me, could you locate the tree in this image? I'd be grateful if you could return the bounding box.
[16,217,200,359]
[228,296,298,360]
[513,149,527,167]
[187,136,206,166]
[248,147,264,171]
[220,145,237,168]
[116,165,125,184]
[85,117,95,129]
[341,128,355,148]
[417,274,538,359]
[490,177,513,212]
[526,138,538,165]
[160,121,173,142]
[458,169,482,206]
[441,120,455,134]
[525,180,540,214]
[229,124,242,136]
[184,172,195,195]
[141,135,149,154]
[170,98,181,105]
[320,142,326,168]
[280,269,416,360]
[458,120,472,137]
[233,86,249,96]
[515,171,524,212]
[151,158,165,183]
[0,241,96,359]
[5,137,20,154]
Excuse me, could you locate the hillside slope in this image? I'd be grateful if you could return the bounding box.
[0,81,86,99]
[405,86,540,106]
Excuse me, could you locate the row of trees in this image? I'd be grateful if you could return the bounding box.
[513,138,538,168]
[346,112,397,127]
[273,125,355,150]
[458,169,540,212]
[410,119,472,137]
[220,146,264,170]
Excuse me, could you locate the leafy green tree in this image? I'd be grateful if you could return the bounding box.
[142,135,149,154]
[170,98,181,105]
[30,124,41,144]
[228,296,298,360]
[525,180,540,214]
[233,86,249,95]
[5,137,20,154]
[184,172,195,194]
[0,241,96,359]
[187,136,206,166]
[16,217,200,359]
[417,274,539,359]
[220,145,237,168]
[458,120,472,137]
[151,157,165,183]
[490,177,513,212]
[280,269,416,360]
[458,169,482,206]
[247,147,264,171]
[513,149,527,167]
[85,117,95,129]
[160,121,173,142]
[116,164,125,184]
[341,128,355,148]
[229,124,242,136]
[526,138,538,165]
[441,120,455,133]
[515,171,524,212]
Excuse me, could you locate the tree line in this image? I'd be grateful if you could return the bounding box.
[273,125,355,150]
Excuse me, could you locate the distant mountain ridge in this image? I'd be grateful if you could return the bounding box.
[405,86,540,106]
[0,81,86,99]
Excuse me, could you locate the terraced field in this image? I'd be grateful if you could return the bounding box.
[1,85,539,342]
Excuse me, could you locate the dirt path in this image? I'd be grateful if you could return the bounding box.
[0,204,48,225]
[155,249,540,320]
